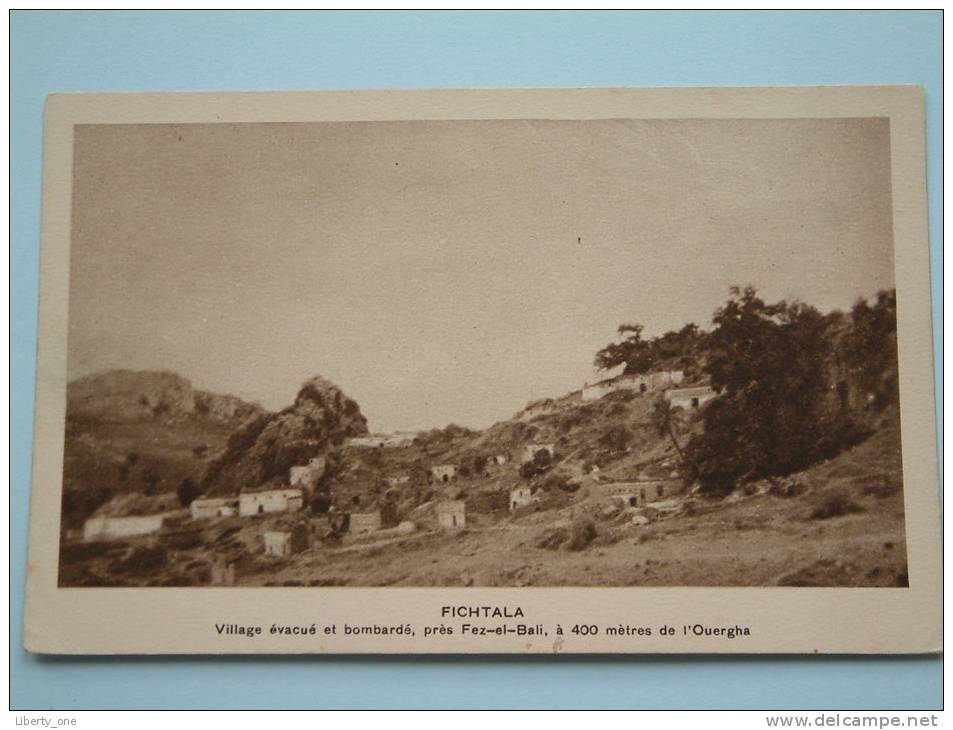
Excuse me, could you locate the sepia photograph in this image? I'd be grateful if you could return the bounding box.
[58,115,907,589]
[22,86,940,656]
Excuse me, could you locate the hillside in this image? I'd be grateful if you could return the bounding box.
[61,370,264,528]
[200,376,369,498]
[60,389,907,588]
[321,381,699,534]
[248,405,907,588]
[58,288,908,587]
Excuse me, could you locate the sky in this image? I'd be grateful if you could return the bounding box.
[67,117,896,432]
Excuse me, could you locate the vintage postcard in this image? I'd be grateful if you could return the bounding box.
[24,86,940,654]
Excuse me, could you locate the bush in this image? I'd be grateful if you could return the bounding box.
[311,494,333,513]
[115,545,168,574]
[60,540,126,565]
[520,450,553,480]
[541,472,580,493]
[177,478,200,506]
[160,529,203,550]
[598,425,631,452]
[535,527,568,550]
[809,491,864,520]
[859,476,901,498]
[566,518,597,550]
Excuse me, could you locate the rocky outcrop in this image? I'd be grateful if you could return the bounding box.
[201,376,368,497]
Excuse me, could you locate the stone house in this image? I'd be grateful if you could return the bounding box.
[289,455,326,492]
[349,511,382,535]
[664,385,717,410]
[190,496,238,520]
[83,513,168,542]
[263,531,292,557]
[436,501,466,529]
[263,523,311,558]
[581,370,685,402]
[429,464,458,484]
[82,492,183,542]
[594,480,682,507]
[510,485,533,511]
[239,487,304,517]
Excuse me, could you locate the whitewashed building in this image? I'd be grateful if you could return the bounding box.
[190,496,238,520]
[239,487,304,517]
[263,523,311,557]
[83,513,168,542]
[594,480,682,507]
[263,531,292,557]
[582,370,685,402]
[510,486,533,511]
[664,385,717,410]
[349,511,382,535]
[430,464,458,483]
[436,501,466,530]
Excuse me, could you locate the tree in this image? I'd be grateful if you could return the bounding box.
[651,396,688,467]
[594,324,656,374]
[519,449,553,479]
[142,467,162,496]
[685,287,839,493]
[843,289,898,409]
[594,322,707,376]
[176,478,200,507]
[598,424,631,452]
[310,493,333,514]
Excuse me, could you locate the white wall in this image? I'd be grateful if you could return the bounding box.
[83,513,166,542]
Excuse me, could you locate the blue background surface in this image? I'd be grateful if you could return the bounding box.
[10,10,942,710]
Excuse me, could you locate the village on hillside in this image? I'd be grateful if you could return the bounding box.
[62,367,729,586]
[59,322,908,590]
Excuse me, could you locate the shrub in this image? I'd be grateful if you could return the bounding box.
[160,529,203,550]
[566,518,597,550]
[115,545,168,574]
[608,402,628,416]
[60,540,126,565]
[859,476,901,498]
[598,425,631,452]
[541,472,580,494]
[520,450,553,480]
[177,478,200,506]
[809,491,864,520]
[535,527,568,550]
[311,494,333,513]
